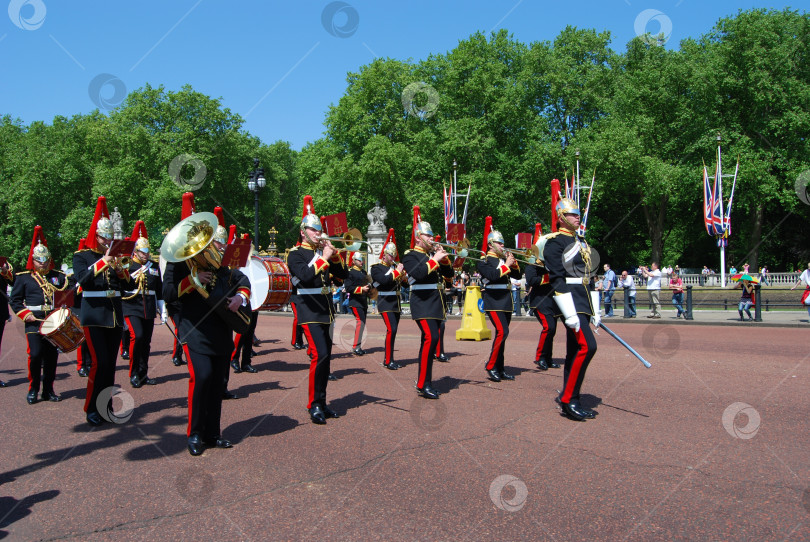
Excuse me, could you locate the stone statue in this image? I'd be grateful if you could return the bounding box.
[367,201,387,235]
[110,207,125,239]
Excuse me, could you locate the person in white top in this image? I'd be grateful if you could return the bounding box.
[620,270,636,317]
[640,262,662,318]
[790,262,810,318]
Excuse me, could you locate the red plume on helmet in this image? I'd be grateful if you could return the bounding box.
[302,195,315,218]
[77,238,86,251]
[481,216,493,253]
[410,206,421,249]
[532,223,543,245]
[26,225,52,271]
[228,225,237,244]
[129,220,148,241]
[84,196,110,250]
[181,192,196,220]
[213,206,225,227]
[380,228,399,261]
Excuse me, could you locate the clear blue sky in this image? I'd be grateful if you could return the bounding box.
[0,0,796,150]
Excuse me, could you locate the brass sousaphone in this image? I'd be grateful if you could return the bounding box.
[160,212,251,334]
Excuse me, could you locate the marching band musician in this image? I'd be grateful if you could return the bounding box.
[122,221,165,388]
[524,223,559,371]
[162,214,251,456]
[72,239,91,377]
[1,254,15,388]
[433,234,452,364]
[541,198,600,421]
[167,192,197,368]
[401,208,454,399]
[370,229,404,370]
[74,197,132,426]
[290,229,308,352]
[10,226,69,404]
[344,252,370,356]
[231,231,260,375]
[477,218,522,382]
[286,199,347,424]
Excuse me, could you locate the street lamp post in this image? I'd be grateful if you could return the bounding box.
[247,158,266,251]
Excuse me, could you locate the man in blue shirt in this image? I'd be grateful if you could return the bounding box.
[601,263,616,317]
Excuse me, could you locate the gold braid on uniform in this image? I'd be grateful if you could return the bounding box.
[31,270,67,306]
[579,239,592,284]
[122,269,148,301]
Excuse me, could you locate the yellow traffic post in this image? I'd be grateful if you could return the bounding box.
[455,285,491,341]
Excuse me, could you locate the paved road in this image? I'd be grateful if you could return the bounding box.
[0,313,808,540]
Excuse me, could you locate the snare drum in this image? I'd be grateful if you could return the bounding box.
[239,256,292,311]
[39,308,85,353]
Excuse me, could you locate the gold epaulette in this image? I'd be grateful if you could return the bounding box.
[404,249,412,255]
[15,270,32,276]
[74,248,91,255]
[540,232,563,240]
[289,246,300,252]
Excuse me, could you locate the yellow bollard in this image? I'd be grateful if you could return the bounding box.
[455,285,491,341]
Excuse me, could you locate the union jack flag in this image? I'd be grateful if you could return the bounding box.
[702,165,715,236]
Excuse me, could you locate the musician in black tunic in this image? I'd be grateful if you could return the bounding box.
[477,230,522,382]
[122,236,164,388]
[401,221,454,399]
[74,206,132,426]
[162,218,251,455]
[524,262,559,371]
[286,213,347,424]
[343,252,370,356]
[540,198,600,421]
[0,259,14,388]
[10,235,69,403]
[370,241,404,369]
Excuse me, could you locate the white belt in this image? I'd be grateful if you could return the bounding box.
[410,284,439,290]
[27,305,49,311]
[298,287,328,295]
[82,290,121,298]
[566,278,586,285]
[484,284,509,289]
[125,290,155,296]
[377,291,397,296]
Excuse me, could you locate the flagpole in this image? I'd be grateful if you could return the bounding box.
[717,134,726,287]
[452,159,458,226]
[572,149,579,207]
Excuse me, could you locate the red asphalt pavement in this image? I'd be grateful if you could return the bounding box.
[0,312,808,541]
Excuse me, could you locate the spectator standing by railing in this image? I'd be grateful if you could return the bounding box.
[640,263,662,319]
[620,270,636,317]
[790,262,810,319]
[759,266,769,286]
[601,264,616,317]
[669,272,685,318]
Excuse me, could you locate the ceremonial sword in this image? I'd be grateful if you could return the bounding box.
[597,322,652,368]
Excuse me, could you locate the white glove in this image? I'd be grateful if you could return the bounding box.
[554,292,580,332]
[590,291,601,328]
[156,299,167,324]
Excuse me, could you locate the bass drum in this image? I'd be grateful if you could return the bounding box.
[240,255,291,311]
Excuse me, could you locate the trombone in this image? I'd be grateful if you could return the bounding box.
[504,245,544,267]
[319,228,370,252]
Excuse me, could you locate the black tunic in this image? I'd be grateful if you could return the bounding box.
[161,261,250,356]
[370,262,402,314]
[524,264,555,313]
[401,248,454,320]
[286,243,348,325]
[122,260,163,319]
[344,267,369,311]
[10,270,69,334]
[540,230,596,316]
[477,253,521,312]
[72,249,131,327]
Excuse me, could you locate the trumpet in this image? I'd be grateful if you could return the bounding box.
[319,228,369,252]
[432,238,474,259]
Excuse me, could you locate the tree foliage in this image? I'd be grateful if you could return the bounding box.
[1,9,808,272]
